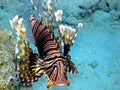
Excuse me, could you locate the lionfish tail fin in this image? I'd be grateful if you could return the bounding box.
[44,60,70,88]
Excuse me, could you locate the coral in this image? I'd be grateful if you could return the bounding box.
[0,28,33,90]
[0,28,17,90]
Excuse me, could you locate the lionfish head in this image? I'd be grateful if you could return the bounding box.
[46,60,70,88]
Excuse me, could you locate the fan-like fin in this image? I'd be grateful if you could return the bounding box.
[18,52,44,86]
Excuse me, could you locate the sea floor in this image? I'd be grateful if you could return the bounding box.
[0,0,120,90]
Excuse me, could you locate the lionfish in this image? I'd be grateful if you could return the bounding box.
[9,0,83,88]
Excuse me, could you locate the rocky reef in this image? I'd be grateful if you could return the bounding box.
[57,0,120,24]
[0,28,17,90]
[0,28,32,90]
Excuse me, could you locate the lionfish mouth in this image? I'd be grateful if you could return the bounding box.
[47,79,70,88]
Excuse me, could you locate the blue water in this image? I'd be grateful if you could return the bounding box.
[0,0,120,90]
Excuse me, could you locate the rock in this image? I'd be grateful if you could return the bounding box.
[98,0,118,12]
[0,0,7,10]
[110,10,120,21]
[58,0,120,20]
[0,29,32,90]
[88,61,99,68]
[0,29,17,90]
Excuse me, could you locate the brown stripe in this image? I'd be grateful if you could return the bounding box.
[38,27,48,41]
[33,20,42,36]
[43,58,64,69]
[44,55,64,62]
[35,26,44,40]
[42,37,54,46]
[47,50,62,56]
[40,32,50,43]
[44,45,57,52]
[44,41,58,50]
[43,46,59,55]
[32,20,38,33]
[43,41,54,49]
[45,45,58,52]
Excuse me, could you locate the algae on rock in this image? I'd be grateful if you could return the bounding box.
[0,28,17,90]
[0,29,32,90]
